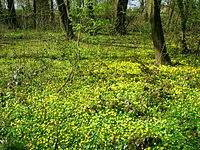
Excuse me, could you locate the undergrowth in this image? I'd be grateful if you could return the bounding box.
[0,30,199,150]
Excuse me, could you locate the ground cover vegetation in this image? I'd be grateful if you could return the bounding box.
[0,0,200,149]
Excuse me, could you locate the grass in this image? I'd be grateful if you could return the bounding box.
[0,30,199,150]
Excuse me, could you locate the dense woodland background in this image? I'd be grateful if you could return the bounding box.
[0,0,200,149]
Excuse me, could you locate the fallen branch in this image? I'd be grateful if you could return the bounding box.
[56,69,75,93]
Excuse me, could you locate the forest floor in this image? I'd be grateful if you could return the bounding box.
[0,30,200,149]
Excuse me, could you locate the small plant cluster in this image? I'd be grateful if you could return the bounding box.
[0,31,199,149]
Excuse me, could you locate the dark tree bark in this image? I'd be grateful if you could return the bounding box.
[50,0,55,25]
[56,0,74,39]
[148,0,171,65]
[33,0,36,29]
[0,0,3,14]
[7,0,19,29]
[115,0,128,35]
[177,0,190,53]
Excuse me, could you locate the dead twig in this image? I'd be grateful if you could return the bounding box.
[56,69,75,93]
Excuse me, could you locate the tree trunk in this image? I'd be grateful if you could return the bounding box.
[110,0,118,24]
[167,1,175,27]
[56,0,74,39]
[50,0,55,25]
[33,0,36,29]
[7,0,19,29]
[177,0,190,53]
[140,0,148,21]
[148,0,171,65]
[0,0,2,25]
[0,0,3,14]
[35,0,51,29]
[115,0,128,35]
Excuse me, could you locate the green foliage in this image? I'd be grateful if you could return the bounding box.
[70,0,114,35]
[0,30,200,150]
